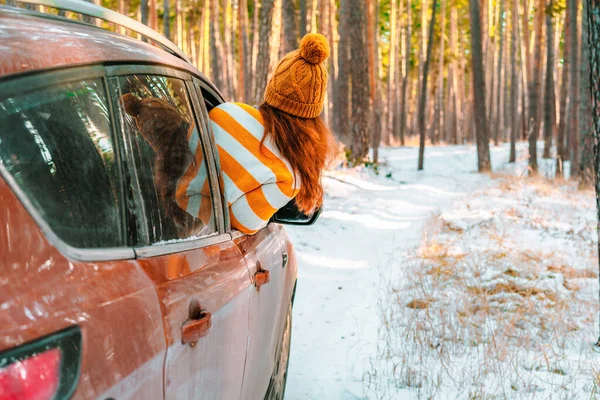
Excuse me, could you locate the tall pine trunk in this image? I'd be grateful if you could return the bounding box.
[569,0,580,177]
[417,0,438,171]
[586,0,600,343]
[335,0,351,143]
[580,0,594,186]
[399,0,412,146]
[282,0,297,54]
[434,0,446,145]
[348,0,370,163]
[493,0,505,146]
[164,0,170,40]
[387,0,398,142]
[528,0,545,173]
[543,0,556,159]
[557,7,571,177]
[253,0,280,104]
[510,0,519,162]
[238,0,250,101]
[469,0,492,172]
[210,0,223,91]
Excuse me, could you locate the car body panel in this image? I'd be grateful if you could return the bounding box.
[0,6,194,79]
[136,242,253,400]
[235,224,298,399]
[0,175,167,399]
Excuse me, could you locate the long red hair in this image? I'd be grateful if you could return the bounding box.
[259,103,334,213]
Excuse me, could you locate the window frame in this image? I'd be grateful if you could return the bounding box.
[106,65,231,257]
[0,66,134,261]
[190,77,231,232]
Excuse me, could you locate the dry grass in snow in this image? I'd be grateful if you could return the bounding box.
[366,174,600,399]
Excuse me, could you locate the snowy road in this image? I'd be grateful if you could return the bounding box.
[284,144,524,399]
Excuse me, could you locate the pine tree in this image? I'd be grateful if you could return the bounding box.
[417,0,438,170]
[469,0,492,172]
[348,0,370,163]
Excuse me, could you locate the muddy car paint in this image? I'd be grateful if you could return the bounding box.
[0,175,167,399]
[136,242,253,400]
[0,7,194,79]
[236,224,298,399]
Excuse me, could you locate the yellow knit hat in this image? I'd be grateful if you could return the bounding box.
[263,33,330,119]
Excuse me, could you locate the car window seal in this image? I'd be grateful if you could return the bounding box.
[134,232,233,258]
[186,80,227,234]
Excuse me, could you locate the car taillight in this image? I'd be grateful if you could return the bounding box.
[0,327,81,400]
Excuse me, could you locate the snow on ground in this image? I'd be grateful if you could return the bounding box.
[283,143,551,399]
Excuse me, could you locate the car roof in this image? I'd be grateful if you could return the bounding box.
[0,5,207,81]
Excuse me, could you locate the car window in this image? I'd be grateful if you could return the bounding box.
[0,79,125,248]
[111,74,216,246]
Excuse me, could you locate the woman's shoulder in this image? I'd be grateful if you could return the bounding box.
[208,102,264,125]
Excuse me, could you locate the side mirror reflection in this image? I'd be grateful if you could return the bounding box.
[270,199,322,226]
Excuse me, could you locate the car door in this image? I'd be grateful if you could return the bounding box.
[0,68,167,399]
[192,78,298,398]
[108,67,252,400]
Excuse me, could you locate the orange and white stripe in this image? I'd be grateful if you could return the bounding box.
[209,102,299,234]
[175,124,214,227]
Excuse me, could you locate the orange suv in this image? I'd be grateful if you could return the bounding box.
[0,2,315,399]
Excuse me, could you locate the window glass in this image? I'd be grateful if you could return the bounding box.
[0,79,125,248]
[112,75,216,245]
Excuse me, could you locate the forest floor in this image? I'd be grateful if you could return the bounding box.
[284,142,600,399]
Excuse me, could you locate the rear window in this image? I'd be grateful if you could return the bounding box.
[0,79,125,248]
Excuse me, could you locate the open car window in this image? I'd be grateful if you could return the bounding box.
[110,74,217,246]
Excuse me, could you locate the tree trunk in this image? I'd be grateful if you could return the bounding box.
[569,0,580,177]
[238,0,250,101]
[250,0,261,96]
[387,0,398,142]
[448,4,459,145]
[210,0,223,91]
[399,0,412,146]
[282,0,298,54]
[543,0,556,159]
[348,0,370,164]
[528,0,545,173]
[557,6,571,177]
[175,0,181,47]
[222,0,235,99]
[299,0,307,37]
[139,0,148,25]
[435,0,446,145]
[580,0,595,186]
[253,0,280,103]
[149,0,157,29]
[519,0,530,140]
[119,0,127,33]
[268,0,282,75]
[368,0,382,162]
[469,0,492,172]
[334,0,351,143]
[328,0,338,123]
[493,0,505,146]
[510,0,519,162]
[417,0,438,171]
[163,0,170,40]
[585,0,600,344]
[486,0,498,132]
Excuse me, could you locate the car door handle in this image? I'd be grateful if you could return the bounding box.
[254,269,270,292]
[181,311,212,345]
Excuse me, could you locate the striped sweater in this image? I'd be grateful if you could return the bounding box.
[210,102,300,234]
[176,102,300,235]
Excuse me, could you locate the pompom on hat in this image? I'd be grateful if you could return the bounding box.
[263,33,330,119]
